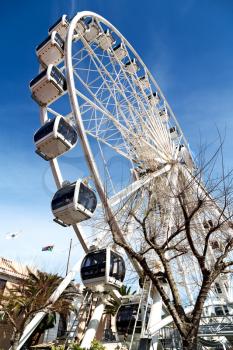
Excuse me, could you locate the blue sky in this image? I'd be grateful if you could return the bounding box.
[0,0,233,276]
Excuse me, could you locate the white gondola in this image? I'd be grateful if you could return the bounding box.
[48,14,69,40]
[83,19,101,43]
[159,106,169,123]
[29,65,67,106]
[36,31,64,67]
[113,42,127,61]
[75,19,87,36]
[116,296,150,341]
[34,116,78,160]
[213,304,230,316]
[137,75,150,89]
[97,29,115,50]
[81,247,125,292]
[125,58,139,74]
[214,282,225,298]
[169,126,179,140]
[148,91,160,106]
[51,181,97,226]
[204,302,231,317]
[178,144,194,169]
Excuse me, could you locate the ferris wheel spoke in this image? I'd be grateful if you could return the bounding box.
[83,44,174,164]
[74,85,133,151]
[107,42,175,156]
[75,41,146,126]
[72,84,167,164]
[106,47,174,158]
[73,50,142,137]
[72,44,99,70]
[73,68,130,131]
[104,164,172,208]
[97,139,117,195]
[81,97,169,168]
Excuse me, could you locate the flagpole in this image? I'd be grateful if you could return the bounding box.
[66,238,72,276]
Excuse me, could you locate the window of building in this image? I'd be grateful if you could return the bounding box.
[0,278,6,295]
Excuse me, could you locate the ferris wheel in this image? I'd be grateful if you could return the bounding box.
[19,11,233,350]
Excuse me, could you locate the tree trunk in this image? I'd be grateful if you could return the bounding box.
[182,335,198,350]
[27,329,43,347]
[11,331,22,350]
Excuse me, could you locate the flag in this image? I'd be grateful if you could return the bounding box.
[42,245,54,252]
[5,231,21,240]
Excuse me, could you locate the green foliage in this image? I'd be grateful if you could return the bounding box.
[69,343,83,350]
[90,339,106,350]
[37,312,56,331]
[70,340,106,350]
[119,285,136,296]
[105,284,136,316]
[0,268,78,346]
[51,345,65,350]
[1,269,76,320]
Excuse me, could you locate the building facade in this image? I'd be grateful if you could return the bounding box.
[0,257,29,349]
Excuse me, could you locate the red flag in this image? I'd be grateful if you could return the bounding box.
[42,245,54,252]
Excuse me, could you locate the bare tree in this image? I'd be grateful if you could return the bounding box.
[107,144,233,349]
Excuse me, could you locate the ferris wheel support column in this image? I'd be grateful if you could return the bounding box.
[147,290,163,350]
[80,299,105,349]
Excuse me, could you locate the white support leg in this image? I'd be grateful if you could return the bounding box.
[147,290,163,350]
[80,300,105,349]
[177,256,194,306]
[148,306,193,339]
[15,258,84,350]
